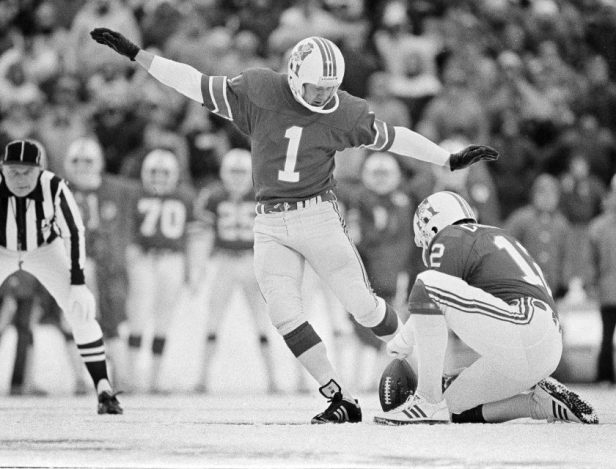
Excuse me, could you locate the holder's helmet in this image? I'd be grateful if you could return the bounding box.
[414,191,476,266]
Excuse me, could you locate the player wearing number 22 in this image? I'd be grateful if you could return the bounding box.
[374,191,598,425]
[90,28,498,422]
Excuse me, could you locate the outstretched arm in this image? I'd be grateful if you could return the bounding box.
[389,126,499,171]
[90,27,205,104]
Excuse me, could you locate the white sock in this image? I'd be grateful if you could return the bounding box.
[297,342,352,399]
[96,379,112,394]
[411,314,448,403]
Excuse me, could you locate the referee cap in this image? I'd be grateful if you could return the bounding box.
[3,140,43,167]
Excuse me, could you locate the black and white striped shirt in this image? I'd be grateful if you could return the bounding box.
[0,170,86,284]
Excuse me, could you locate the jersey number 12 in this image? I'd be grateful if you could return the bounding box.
[494,235,551,294]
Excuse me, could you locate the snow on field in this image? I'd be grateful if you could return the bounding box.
[0,281,614,467]
[0,388,614,469]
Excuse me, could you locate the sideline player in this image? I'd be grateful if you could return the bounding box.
[126,148,196,393]
[193,148,277,394]
[0,139,122,414]
[90,29,498,422]
[374,191,598,425]
[64,137,138,391]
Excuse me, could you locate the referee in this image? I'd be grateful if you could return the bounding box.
[0,139,122,414]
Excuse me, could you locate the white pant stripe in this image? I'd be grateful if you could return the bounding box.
[424,285,534,325]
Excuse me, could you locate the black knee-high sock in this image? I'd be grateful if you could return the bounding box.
[128,334,142,350]
[76,338,109,389]
[152,336,166,356]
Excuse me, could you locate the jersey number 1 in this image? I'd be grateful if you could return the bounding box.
[278,126,302,182]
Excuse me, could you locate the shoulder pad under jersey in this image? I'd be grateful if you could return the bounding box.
[235,68,288,112]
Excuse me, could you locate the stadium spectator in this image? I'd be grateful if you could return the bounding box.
[588,175,616,384]
[416,59,489,144]
[374,0,442,124]
[488,108,540,219]
[559,153,606,289]
[36,75,89,177]
[68,0,141,78]
[505,174,571,300]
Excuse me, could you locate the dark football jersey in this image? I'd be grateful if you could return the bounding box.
[72,175,139,269]
[356,189,413,295]
[196,184,255,251]
[426,223,556,310]
[200,68,395,202]
[132,188,194,252]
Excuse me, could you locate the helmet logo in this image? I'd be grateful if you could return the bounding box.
[417,199,438,223]
[290,42,314,76]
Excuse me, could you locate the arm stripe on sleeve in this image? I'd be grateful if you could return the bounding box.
[365,119,389,150]
[205,76,233,121]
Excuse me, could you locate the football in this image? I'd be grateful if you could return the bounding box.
[378,358,418,411]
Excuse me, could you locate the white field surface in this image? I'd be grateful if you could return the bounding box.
[0,388,615,469]
[0,279,613,468]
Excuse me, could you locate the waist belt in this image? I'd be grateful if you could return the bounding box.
[255,190,337,214]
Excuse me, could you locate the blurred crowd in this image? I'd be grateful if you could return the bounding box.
[1,0,616,393]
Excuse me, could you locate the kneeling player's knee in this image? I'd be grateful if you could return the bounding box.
[408,279,440,316]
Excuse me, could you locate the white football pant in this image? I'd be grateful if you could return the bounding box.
[416,270,563,414]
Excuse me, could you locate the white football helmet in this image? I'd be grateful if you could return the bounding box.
[64,137,104,190]
[220,148,252,196]
[287,36,345,113]
[362,152,401,195]
[414,191,476,266]
[141,149,180,195]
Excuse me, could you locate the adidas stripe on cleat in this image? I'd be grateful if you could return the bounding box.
[374,393,450,425]
[311,392,362,424]
[533,377,598,424]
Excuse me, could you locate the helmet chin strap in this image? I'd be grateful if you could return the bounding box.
[297,93,340,114]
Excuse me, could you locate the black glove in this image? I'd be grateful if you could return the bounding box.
[448,145,499,171]
[90,27,140,61]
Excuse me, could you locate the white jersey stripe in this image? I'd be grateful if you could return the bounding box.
[365,118,389,150]
[206,76,233,121]
[5,201,17,250]
[25,200,37,250]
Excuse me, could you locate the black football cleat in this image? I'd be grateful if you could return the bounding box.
[98,391,123,415]
[311,392,362,424]
[533,377,598,424]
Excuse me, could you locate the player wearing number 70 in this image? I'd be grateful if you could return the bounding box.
[90,29,498,422]
[374,191,598,425]
[125,149,197,393]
